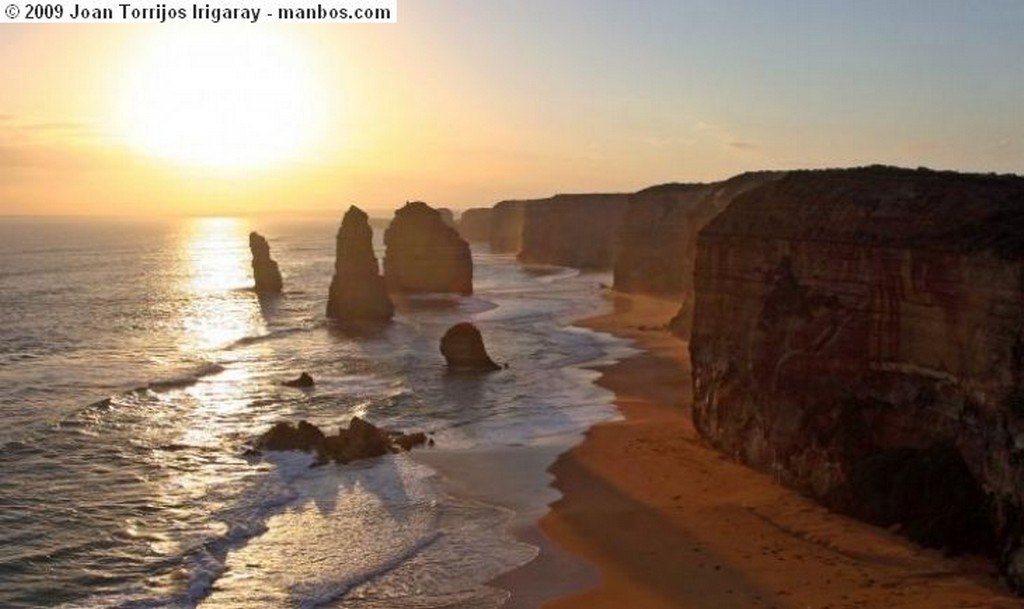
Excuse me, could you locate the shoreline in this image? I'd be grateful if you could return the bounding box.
[506,291,1021,608]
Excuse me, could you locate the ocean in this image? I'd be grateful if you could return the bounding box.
[0,216,631,609]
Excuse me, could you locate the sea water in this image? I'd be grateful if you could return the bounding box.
[0,216,631,609]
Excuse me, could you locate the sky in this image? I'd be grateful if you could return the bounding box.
[1,0,1023,216]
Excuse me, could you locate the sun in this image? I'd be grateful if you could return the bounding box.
[112,27,326,170]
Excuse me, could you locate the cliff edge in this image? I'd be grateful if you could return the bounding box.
[689,166,1024,586]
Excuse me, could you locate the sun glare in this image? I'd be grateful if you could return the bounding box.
[113,27,326,170]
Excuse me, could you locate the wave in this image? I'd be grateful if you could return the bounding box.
[0,361,229,453]
[223,324,320,350]
[300,531,443,609]
[140,363,226,392]
[55,453,312,609]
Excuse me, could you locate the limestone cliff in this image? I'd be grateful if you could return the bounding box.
[457,208,493,243]
[326,206,394,322]
[489,200,528,254]
[688,166,1024,582]
[248,231,283,293]
[518,194,629,269]
[613,172,782,334]
[384,201,473,295]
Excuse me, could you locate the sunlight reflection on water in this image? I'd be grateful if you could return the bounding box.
[179,217,264,350]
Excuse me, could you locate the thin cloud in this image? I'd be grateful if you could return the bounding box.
[728,140,760,151]
[634,135,698,148]
[694,121,728,134]
[20,121,95,134]
[693,121,764,154]
[0,117,115,171]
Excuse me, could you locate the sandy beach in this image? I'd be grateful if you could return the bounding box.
[524,291,1022,609]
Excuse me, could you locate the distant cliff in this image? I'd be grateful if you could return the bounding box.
[614,173,782,334]
[688,166,1024,585]
[518,194,629,269]
[436,208,456,228]
[489,200,528,254]
[457,208,493,243]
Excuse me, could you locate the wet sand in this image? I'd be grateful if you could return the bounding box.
[519,292,1021,609]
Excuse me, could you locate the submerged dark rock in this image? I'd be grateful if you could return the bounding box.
[384,201,473,295]
[255,417,427,465]
[440,322,500,371]
[249,231,283,293]
[326,206,394,322]
[282,372,314,388]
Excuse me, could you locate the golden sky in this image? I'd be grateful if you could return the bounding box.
[1,2,1023,216]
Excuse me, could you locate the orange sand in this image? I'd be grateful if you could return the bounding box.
[535,292,1022,609]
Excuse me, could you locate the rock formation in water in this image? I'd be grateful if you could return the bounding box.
[256,417,427,464]
[457,208,493,243]
[440,323,501,371]
[249,231,283,293]
[326,206,394,322]
[688,166,1024,585]
[489,200,529,253]
[282,372,315,388]
[518,194,629,269]
[383,201,473,295]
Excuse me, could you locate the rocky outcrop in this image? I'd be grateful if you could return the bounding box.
[457,208,493,243]
[282,372,314,388]
[384,201,473,295]
[614,173,783,335]
[249,232,283,293]
[518,194,629,269]
[489,200,528,253]
[256,417,427,465]
[440,323,500,371]
[326,206,394,322]
[689,166,1024,580]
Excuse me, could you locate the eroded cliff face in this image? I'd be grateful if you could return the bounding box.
[689,167,1024,582]
[613,172,783,335]
[518,194,629,269]
[457,208,493,243]
[384,201,473,295]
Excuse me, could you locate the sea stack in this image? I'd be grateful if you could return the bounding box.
[249,231,283,293]
[383,201,473,295]
[440,323,500,371]
[326,206,394,322]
